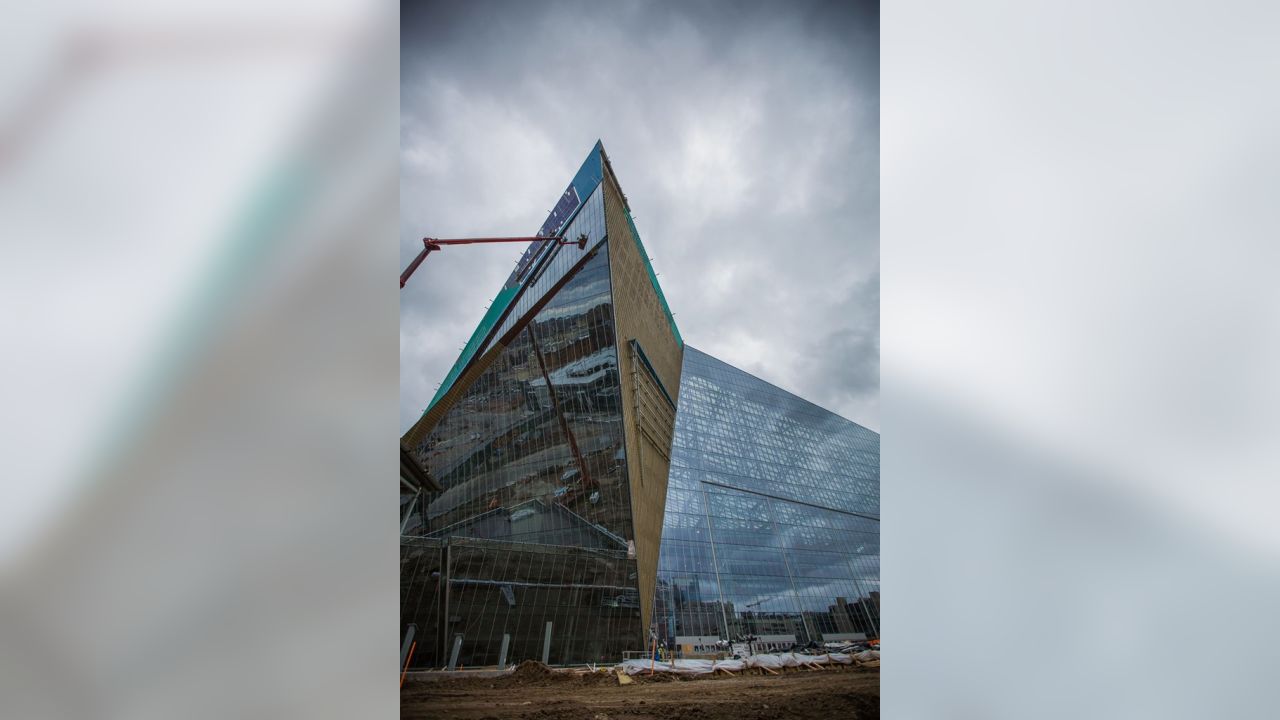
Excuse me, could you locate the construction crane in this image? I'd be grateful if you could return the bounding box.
[400,233,588,288]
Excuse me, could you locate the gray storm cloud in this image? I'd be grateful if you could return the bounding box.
[401,0,879,432]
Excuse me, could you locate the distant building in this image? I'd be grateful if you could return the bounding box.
[401,142,879,668]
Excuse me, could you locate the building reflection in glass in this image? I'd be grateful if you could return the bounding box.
[402,239,646,668]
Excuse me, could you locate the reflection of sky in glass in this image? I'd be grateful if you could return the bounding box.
[482,184,607,351]
[656,347,880,641]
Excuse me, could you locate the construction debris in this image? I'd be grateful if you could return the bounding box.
[511,659,554,680]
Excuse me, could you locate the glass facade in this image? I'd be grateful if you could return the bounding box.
[654,347,880,654]
[424,180,607,415]
[483,184,607,354]
[402,141,879,669]
[401,240,646,668]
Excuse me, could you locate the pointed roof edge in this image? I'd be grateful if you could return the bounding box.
[421,141,608,415]
[599,145,683,347]
[417,140,685,421]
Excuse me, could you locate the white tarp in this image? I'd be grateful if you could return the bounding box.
[618,659,714,675]
[758,653,831,667]
[749,653,785,669]
[617,658,754,675]
[615,651,875,676]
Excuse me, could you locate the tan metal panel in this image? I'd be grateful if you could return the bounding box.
[601,162,683,635]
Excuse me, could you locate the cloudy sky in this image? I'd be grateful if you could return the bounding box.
[401,0,878,433]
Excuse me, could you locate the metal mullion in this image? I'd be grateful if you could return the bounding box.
[524,546,548,663]
[478,543,507,665]
[698,483,732,641]
[767,496,815,645]
[548,549,568,665]
[402,541,430,667]
[844,554,879,639]
[516,545,539,664]
[564,548,583,661]
[457,545,484,666]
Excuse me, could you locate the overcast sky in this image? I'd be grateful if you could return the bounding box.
[401,0,878,433]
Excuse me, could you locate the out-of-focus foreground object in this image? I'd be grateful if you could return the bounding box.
[0,2,398,719]
[884,1,1280,718]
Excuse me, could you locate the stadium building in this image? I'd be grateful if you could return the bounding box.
[401,142,878,669]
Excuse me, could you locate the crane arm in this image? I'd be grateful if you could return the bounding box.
[400,234,587,289]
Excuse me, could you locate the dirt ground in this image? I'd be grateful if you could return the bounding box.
[401,662,880,720]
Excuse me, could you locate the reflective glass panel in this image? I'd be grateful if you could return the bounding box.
[402,243,644,667]
[654,347,880,652]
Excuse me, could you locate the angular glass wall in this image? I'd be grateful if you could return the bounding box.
[422,145,606,415]
[483,184,607,351]
[654,347,880,654]
[402,242,645,668]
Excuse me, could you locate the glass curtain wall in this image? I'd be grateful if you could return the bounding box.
[402,241,645,668]
[654,347,880,654]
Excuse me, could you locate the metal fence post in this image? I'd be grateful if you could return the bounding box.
[541,621,553,665]
[498,633,511,668]
[448,634,463,670]
[400,624,417,669]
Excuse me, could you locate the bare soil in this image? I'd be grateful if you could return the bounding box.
[402,663,879,719]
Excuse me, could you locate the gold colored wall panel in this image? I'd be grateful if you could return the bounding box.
[602,166,683,635]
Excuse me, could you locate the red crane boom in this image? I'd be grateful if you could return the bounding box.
[400,234,587,288]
